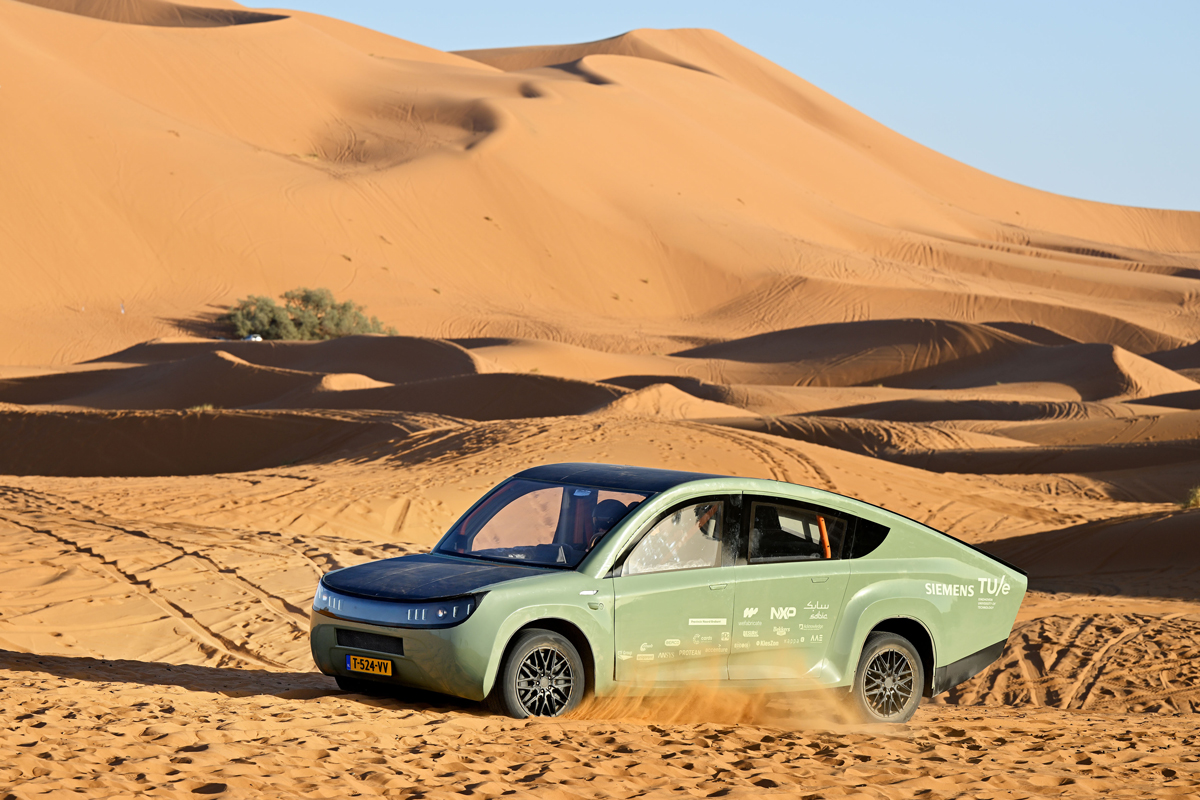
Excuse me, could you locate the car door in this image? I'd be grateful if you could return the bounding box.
[729,497,852,682]
[611,495,739,683]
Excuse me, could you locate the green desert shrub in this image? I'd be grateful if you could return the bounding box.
[1182,486,1200,510]
[226,287,396,341]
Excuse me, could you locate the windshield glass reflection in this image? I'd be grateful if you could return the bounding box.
[434,479,651,568]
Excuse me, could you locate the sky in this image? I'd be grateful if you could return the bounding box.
[250,1,1200,212]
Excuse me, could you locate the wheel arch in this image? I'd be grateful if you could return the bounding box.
[500,618,597,697]
[868,617,936,697]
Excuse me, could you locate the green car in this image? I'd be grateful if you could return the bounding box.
[310,463,1026,722]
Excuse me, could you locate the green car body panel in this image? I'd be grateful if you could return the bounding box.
[310,465,1027,706]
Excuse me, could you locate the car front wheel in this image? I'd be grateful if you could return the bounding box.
[850,631,924,723]
[486,629,585,718]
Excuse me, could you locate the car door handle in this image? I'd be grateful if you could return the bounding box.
[709,583,727,590]
[811,577,829,583]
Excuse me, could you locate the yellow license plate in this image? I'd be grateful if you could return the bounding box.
[346,654,392,676]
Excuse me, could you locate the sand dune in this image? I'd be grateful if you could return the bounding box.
[269,372,630,420]
[3,4,1200,796]
[1149,341,1200,371]
[882,439,1200,476]
[814,396,1162,423]
[94,335,483,384]
[987,510,1200,582]
[706,414,1031,458]
[0,407,438,477]
[15,0,286,27]
[599,383,757,419]
[884,342,1200,400]
[3,3,1199,365]
[996,408,1200,446]
[676,319,1027,372]
[0,350,341,409]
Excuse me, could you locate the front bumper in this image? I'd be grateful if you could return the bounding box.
[310,605,493,701]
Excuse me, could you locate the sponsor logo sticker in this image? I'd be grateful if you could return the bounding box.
[689,618,728,626]
[924,573,1013,605]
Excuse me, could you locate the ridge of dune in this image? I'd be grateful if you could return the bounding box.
[707,414,1033,460]
[2,5,1198,364]
[91,336,484,385]
[597,383,757,420]
[1110,347,1200,398]
[0,350,331,409]
[879,341,1200,400]
[1148,340,1200,371]
[993,410,1200,448]
[460,27,1200,252]
[265,372,630,420]
[673,319,1030,387]
[13,0,285,26]
[312,373,391,392]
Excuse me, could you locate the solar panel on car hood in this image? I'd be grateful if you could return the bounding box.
[320,553,551,601]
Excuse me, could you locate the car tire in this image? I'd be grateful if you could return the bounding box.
[486,629,586,719]
[849,631,924,724]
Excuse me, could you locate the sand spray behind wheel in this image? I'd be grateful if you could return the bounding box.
[566,649,847,728]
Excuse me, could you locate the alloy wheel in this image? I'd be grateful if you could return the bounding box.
[514,644,575,717]
[862,646,915,719]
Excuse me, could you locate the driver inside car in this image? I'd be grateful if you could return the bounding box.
[588,499,636,549]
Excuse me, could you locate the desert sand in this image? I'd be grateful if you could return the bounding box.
[2,0,1200,797]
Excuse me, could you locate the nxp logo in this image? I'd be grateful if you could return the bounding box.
[770,606,797,620]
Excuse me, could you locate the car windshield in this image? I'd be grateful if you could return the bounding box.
[434,478,652,568]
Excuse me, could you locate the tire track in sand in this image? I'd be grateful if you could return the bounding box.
[0,487,313,623]
[0,512,289,670]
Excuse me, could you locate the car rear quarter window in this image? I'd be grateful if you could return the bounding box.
[845,517,890,559]
[748,501,848,563]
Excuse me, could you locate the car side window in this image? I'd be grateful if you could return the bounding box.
[623,501,723,576]
[749,501,847,563]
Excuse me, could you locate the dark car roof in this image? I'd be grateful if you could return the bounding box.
[514,462,727,494]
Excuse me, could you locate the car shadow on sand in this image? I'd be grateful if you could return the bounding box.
[0,649,484,713]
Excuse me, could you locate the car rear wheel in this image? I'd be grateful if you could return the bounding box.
[850,631,924,723]
[486,629,585,719]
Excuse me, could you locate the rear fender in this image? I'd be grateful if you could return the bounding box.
[827,580,943,688]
